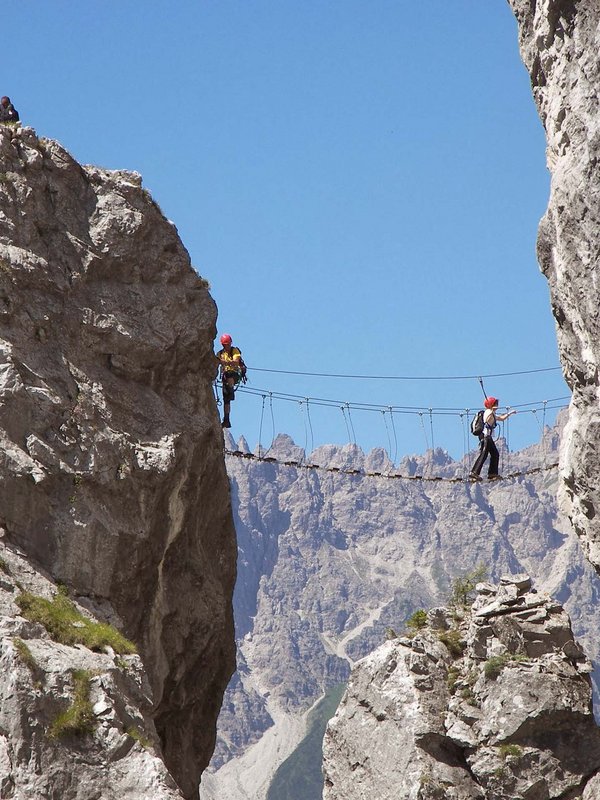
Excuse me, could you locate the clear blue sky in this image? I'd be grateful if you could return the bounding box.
[8,1,567,460]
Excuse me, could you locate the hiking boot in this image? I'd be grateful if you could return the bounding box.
[221,418,231,429]
[488,474,502,481]
[469,472,482,482]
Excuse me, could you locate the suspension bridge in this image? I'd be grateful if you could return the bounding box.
[216,363,569,482]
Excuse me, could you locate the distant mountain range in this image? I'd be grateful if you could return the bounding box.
[201,415,600,800]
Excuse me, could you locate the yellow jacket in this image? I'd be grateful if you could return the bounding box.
[217,346,242,376]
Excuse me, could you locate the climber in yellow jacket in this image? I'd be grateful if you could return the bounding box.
[216,333,245,428]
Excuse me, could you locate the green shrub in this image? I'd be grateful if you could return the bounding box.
[466,669,478,685]
[484,655,510,680]
[437,628,465,658]
[406,609,428,632]
[16,591,136,654]
[484,654,529,681]
[450,564,488,608]
[447,666,460,692]
[498,743,523,760]
[0,556,9,574]
[48,669,95,739]
[127,725,152,748]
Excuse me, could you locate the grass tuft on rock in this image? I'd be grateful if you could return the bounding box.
[498,743,523,760]
[48,669,95,739]
[484,653,529,680]
[437,628,465,658]
[406,609,428,632]
[127,725,152,748]
[13,636,43,686]
[16,591,136,654]
[446,666,460,692]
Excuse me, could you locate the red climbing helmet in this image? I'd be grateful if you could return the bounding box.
[220,333,232,346]
[484,396,498,409]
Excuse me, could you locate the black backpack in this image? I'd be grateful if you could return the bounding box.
[471,410,484,437]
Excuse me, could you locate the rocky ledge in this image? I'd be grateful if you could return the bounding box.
[323,575,600,799]
[0,539,185,799]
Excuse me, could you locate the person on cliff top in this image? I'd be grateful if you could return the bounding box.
[470,396,516,481]
[216,333,246,429]
[0,97,19,123]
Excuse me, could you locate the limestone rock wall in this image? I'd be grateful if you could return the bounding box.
[0,541,185,800]
[507,1,600,569]
[323,576,600,799]
[0,124,236,798]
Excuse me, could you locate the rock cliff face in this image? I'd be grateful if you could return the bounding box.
[0,124,236,798]
[507,1,600,570]
[323,576,600,799]
[203,420,600,799]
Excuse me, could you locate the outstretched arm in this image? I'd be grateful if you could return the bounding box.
[496,410,517,421]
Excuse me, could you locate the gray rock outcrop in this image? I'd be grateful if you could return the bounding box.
[0,123,236,797]
[323,576,600,799]
[507,1,600,571]
[0,541,184,800]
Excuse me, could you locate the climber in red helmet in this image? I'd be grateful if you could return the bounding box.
[215,333,246,428]
[470,396,516,481]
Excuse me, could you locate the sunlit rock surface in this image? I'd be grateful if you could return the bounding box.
[508,1,600,571]
[323,576,600,799]
[0,124,236,798]
[0,543,185,800]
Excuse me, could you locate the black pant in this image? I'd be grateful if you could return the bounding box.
[471,435,499,477]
